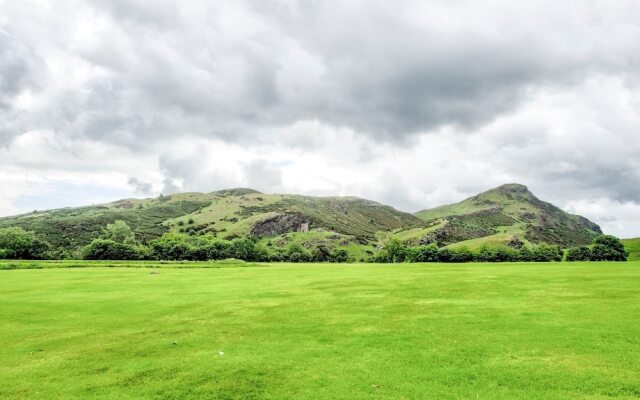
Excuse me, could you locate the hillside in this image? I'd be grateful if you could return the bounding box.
[622,238,640,261]
[0,189,424,259]
[0,183,609,258]
[408,184,602,248]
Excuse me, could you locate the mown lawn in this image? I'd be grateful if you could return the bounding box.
[1,262,639,399]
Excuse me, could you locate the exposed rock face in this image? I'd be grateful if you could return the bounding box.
[250,213,312,238]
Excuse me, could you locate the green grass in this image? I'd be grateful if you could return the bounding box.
[622,238,640,261]
[1,262,639,399]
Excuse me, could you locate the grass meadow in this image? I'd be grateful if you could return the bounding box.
[1,261,639,399]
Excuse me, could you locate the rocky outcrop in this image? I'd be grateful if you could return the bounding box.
[250,213,313,238]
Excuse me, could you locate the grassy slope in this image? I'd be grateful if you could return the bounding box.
[0,184,606,257]
[167,192,424,239]
[412,184,602,248]
[0,192,214,249]
[622,238,640,261]
[1,262,639,399]
[0,190,424,259]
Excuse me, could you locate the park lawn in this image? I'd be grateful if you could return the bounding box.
[1,262,639,399]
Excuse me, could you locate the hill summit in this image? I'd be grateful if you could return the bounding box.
[413,183,602,248]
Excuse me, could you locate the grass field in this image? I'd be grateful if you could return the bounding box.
[1,262,639,399]
[622,238,640,261]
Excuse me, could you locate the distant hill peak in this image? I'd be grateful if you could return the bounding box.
[473,183,537,203]
[414,183,602,248]
[212,188,262,196]
[492,183,530,193]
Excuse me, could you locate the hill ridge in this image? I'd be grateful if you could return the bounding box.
[0,183,604,258]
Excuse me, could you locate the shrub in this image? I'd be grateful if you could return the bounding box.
[0,227,51,259]
[528,244,563,262]
[228,238,268,261]
[406,244,439,262]
[286,242,311,263]
[437,248,454,262]
[476,245,519,262]
[590,235,627,261]
[82,239,144,260]
[449,247,474,262]
[311,244,331,262]
[566,246,591,261]
[381,238,408,263]
[149,234,193,260]
[103,220,135,244]
[329,249,349,263]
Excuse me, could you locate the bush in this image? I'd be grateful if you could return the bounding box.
[311,245,331,262]
[383,238,408,263]
[149,234,193,260]
[476,245,519,262]
[590,235,627,261]
[437,248,455,262]
[329,249,349,263]
[82,239,144,260]
[566,246,591,261]
[528,244,563,262]
[449,247,474,262]
[0,227,51,259]
[229,238,266,261]
[103,220,135,243]
[286,243,311,263]
[369,240,569,263]
[406,244,439,262]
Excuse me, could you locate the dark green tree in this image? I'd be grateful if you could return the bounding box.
[82,239,143,260]
[590,235,627,261]
[566,246,591,261]
[0,227,51,259]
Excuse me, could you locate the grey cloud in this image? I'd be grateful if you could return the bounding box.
[4,1,639,149]
[243,159,283,192]
[95,0,180,28]
[158,150,238,193]
[127,177,153,196]
[161,178,181,195]
[0,31,39,105]
[0,29,44,145]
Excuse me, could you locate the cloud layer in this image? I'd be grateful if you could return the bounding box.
[1,0,639,237]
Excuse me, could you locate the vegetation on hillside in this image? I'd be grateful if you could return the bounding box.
[3,219,625,263]
[622,238,640,261]
[0,184,617,261]
[0,190,424,259]
[412,183,602,248]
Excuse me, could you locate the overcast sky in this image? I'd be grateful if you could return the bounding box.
[1,0,639,237]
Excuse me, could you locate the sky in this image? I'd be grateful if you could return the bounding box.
[1,0,639,237]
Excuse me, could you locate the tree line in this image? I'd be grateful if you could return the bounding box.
[0,221,629,262]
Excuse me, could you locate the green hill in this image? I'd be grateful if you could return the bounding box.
[622,238,640,261]
[409,183,602,249]
[0,183,609,258]
[0,189,424,259]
